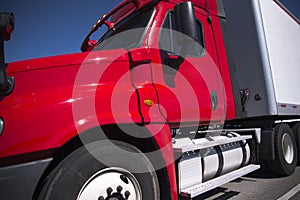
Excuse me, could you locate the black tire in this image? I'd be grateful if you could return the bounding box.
[38,141,160,200]
[292,123,300,165]
[267,123,297,176]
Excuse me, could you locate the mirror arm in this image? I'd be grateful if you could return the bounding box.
[0,40,8,91]
[81,0,138,52]
[0,39,14,97]
[0,13,15,97]
[80,14,115,52]
[80,21,101,52]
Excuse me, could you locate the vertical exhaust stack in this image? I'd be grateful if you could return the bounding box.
[0,12,15,96]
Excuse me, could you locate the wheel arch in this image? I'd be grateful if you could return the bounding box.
[32,124,172,200]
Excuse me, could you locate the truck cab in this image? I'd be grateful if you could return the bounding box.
[0,0,299,199]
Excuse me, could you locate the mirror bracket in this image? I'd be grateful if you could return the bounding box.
[0,13,15,97]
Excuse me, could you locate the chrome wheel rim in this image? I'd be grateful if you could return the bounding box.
[282,133,294,164]
[77,167,142,200]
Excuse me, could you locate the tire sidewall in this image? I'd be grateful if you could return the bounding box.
[274,124,297,175]
[292,123,300,164]
[38,141,160,200]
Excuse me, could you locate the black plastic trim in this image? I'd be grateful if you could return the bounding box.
[259,128,275,160]
[0,158,52,200]
[0,149,55,167]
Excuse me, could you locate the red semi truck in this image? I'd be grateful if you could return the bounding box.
[0,0,299,199]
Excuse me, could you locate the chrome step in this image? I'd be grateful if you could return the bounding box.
[180,164,260,198]
[173,135,253,153]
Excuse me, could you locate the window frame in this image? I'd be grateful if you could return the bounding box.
[95,7,156,50]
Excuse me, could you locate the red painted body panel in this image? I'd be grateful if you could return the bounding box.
[0,0,236,199]
[1,49,145,158]
[146,123,178,199]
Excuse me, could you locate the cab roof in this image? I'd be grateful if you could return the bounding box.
[110,0,225,25]
[133,0,225,17]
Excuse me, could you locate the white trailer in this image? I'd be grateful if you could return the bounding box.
[222,0,300,118]
[214,0,300,178]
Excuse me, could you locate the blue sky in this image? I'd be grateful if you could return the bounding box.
[1,0,299,63]
[1,0,122,62]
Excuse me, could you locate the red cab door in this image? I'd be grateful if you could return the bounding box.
[148,3,225,126]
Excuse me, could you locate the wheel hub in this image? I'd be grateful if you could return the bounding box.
[76,167,142,200]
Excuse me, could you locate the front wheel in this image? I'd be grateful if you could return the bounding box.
[267,123,297,176]
[38,141,160,200]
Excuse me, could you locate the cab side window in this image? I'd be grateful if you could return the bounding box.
[159,11,205,57]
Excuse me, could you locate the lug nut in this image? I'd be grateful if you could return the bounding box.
[125,190,130,198]
[117,185,123,193]
[98,196,105,200]
[107,187,113,195]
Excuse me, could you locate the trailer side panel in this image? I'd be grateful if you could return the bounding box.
[258,0,300,115]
